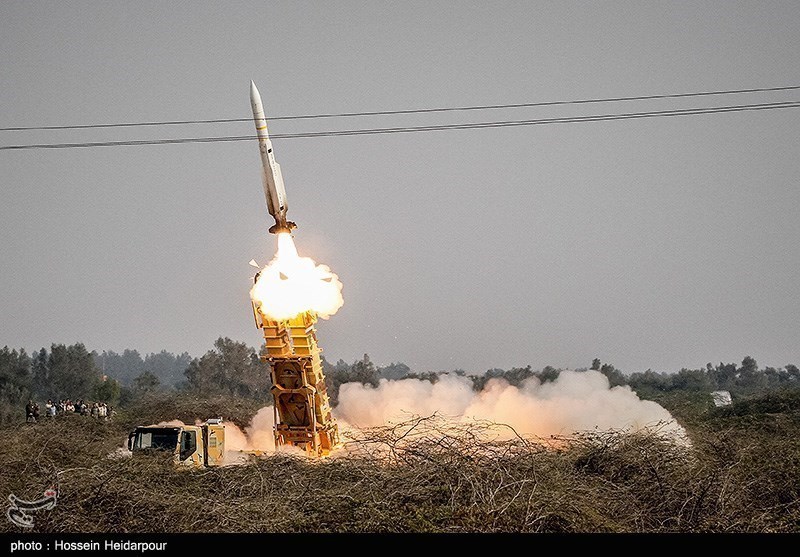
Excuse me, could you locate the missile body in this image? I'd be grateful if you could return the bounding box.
[250,81,296,234]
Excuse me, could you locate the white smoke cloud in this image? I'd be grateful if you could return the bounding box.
[130,371,685,464]
[244,406,277,451]
[221,407,277,463]
[334,371,686,440]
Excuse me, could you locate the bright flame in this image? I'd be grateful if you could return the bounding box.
[250,233,344,320]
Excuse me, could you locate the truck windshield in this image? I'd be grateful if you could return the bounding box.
[133,428,180,451]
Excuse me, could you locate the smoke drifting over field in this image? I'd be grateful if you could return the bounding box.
[334,371,686,440]
[234,371,686,453]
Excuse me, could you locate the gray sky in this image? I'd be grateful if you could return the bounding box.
[1,1,798,374]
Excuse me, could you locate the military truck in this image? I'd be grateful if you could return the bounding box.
[128,418,237,467]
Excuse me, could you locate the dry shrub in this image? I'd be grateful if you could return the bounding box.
[113,394,265,431]
[1,410,798,533]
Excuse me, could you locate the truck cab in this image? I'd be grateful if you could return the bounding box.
[128,419,226,468]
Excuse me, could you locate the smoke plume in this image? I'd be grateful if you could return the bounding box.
[334,371,686,440]
[134,371,685,464]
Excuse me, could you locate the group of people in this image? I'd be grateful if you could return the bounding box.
[25,399,114,423]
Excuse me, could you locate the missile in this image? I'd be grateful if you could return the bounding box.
[250,80,296,234]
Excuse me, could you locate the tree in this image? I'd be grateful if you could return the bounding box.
[46,343,100,400]
[94,349,145,386]
[132,370,160,395]
[763,367,781,387]
[183,337,270,399]
[600,363,627,387]
[738,356,766,390]
[214,337,270,397]
[714,362,738,391]
[670,368,713,392]
[537,366,560,383]
[0,347,31,425]
[31,348,49,399]
[92,376,121,406]
[324,354,381,407]
[143,350,192,387]
[591,358,601,371]
[740,356,758,374]
[502,366,536,386]
[627,369,670,395]
[184,352,223,396]
[378,362,411,380]
[349,354,380,387]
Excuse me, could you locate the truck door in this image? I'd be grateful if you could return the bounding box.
[179,430,201,467]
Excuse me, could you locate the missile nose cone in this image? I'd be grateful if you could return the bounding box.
[250,80,261,103]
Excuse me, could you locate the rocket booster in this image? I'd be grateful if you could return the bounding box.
[250,80,296,234]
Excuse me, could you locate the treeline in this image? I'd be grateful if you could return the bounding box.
[94,349,192,388]
[595,356,800,397]
[0,342,418,423]
[3,338,799,426]
[0,339,270,425]
[320,355,800,405]
[0,344,119,425]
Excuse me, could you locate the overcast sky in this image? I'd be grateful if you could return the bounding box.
[1,1,798,374]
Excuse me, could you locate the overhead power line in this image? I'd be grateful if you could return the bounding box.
[1,84,798,132]
[1,100,798,151]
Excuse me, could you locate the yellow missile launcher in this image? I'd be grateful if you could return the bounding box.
[253,306,340,457]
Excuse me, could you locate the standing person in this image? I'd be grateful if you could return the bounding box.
[90,402,99,419]
[32,402,40,422]
[48,400,56,418]
[25,400,36,423]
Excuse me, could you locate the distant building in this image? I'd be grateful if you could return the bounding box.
[711,390,732,407]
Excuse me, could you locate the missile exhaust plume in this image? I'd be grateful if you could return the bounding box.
[140,371,685,465]
[250,233,344,320]
[231,371,687,460]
